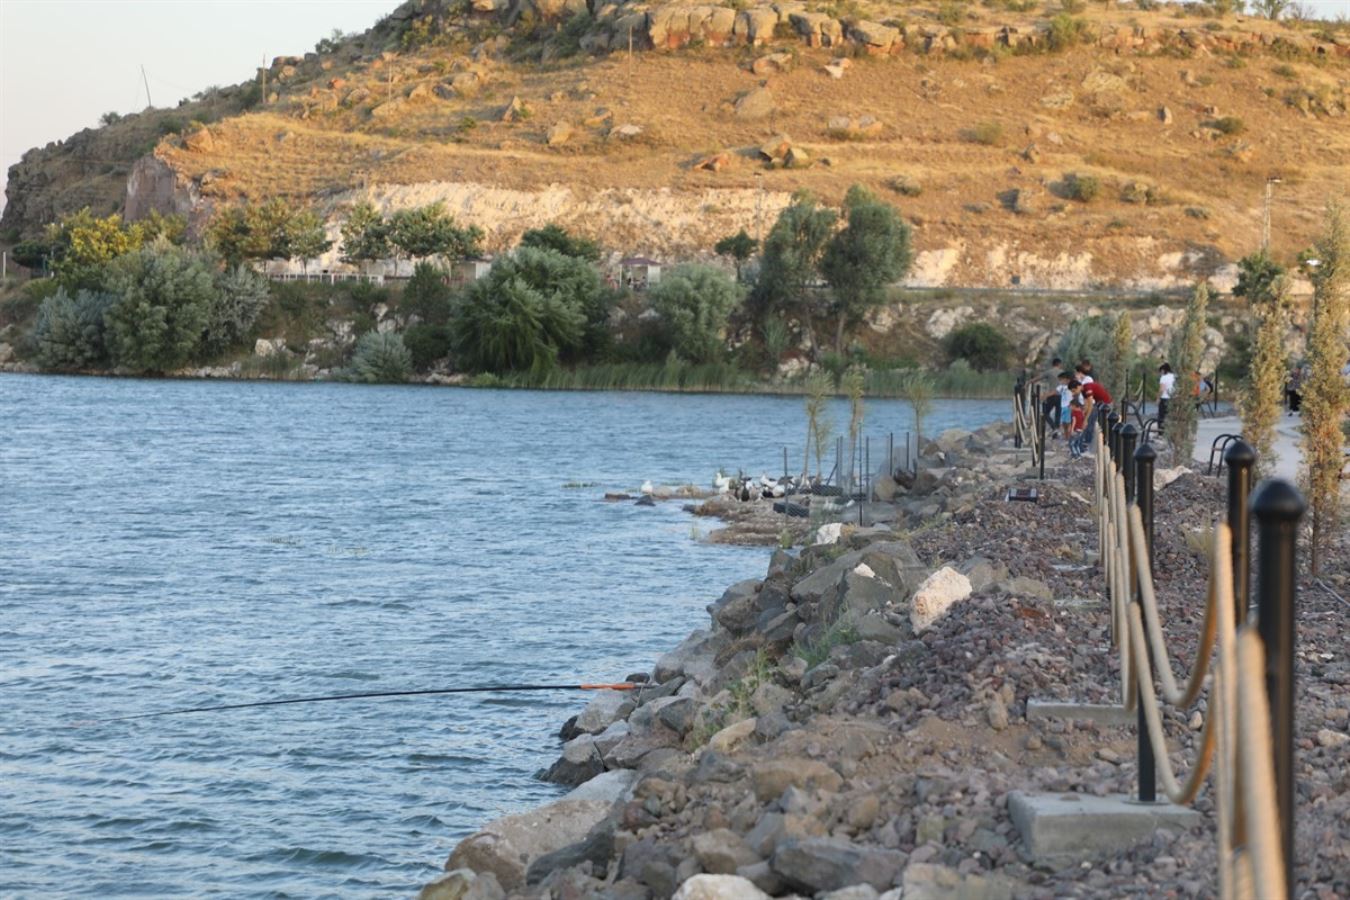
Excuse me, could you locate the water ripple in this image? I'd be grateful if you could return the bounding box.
[0,375,1002,895]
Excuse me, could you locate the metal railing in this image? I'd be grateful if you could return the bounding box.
[1095,424,1305,900]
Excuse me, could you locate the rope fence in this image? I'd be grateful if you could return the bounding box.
[1092,415,1306,900]
[1012,378,1045,480]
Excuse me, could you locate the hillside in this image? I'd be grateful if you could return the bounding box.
[4,0,1350,288]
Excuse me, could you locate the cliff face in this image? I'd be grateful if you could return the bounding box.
[7,1,1350,287]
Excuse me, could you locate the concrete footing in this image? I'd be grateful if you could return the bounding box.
[1009,791,1202,862]
[1025,699,1132,726]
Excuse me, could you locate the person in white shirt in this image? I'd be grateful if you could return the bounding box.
[1075,363,1094,385]
[1158,363,1176,433]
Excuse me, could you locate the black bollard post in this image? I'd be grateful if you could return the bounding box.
[1135,442,1156,570]
[1252,479,1305,899]
[1132,438,1157,803]
[1224,439,1256,624]
[1121,424,1139,503]
[1108,415,1123,472]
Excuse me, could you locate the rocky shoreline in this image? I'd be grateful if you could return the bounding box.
[417,422,1349,900]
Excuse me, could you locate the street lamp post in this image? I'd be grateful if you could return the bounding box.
[1263,176,1282,253]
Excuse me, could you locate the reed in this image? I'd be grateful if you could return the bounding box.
[463,360,1011,398]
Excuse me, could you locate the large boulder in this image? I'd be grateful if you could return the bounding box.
[771,838,906,892]
[909,567,972,634]
[446,799,611,890]
[574,689,636,734]
[751,758,842,801]
[655,628,730,685]
[418,869,505,900]
[711,579,763,634]
[734,86,776,120]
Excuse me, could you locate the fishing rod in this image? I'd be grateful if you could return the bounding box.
[79,681,642,725]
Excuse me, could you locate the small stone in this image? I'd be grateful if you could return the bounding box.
[1316,729,1349,748]
[987,697,1009,731]
[847,794,881,830]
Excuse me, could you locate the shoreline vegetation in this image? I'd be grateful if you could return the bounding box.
[0,203,1185,404]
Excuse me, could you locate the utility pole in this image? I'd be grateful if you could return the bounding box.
[1263,176,1281,253]
[260,54,268,105]
[140,65,152,108]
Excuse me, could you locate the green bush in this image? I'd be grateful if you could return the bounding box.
[403,323,453,371]
[203,265,270,355]
[453,273,586,374]
[349,331,413,383]
[1208,116,1245,135]
[943,321,1015,371]
[104,244,217,372]
[647,264,744,364]
[965,121,1003,146]
[1046,14,1091,51]
[1064,172,1101,202]
[32,288,116,370]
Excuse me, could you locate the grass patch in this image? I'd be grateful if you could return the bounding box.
[792,618,860,669]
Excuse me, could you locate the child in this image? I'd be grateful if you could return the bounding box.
[1058,371,1074,439]
[1066,381,1086,458]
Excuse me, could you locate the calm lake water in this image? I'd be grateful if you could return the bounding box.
[0,375,1004,898]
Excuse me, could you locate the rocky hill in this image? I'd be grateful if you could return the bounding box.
[4,0,1349,288]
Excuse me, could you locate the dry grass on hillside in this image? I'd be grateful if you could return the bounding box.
[162,34,1349,270]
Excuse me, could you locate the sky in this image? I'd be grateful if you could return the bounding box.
[0,0,394,213]
[2,0,1349,215]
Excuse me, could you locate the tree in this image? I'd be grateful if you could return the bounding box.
[136,210,187,246]
[944,322,1014,372]
[803,371,833,478]
[519,224,601,261]
[207,200,284,265]
[32,288,116,370]
[387,202,482,263]
[821,186,912,354]
[287,209,332,273]
[714,229,758,282]
[1239,276,1288,479]
[647,264,744,364]
[1301,206,1349,574]
[203,264,271,355]
[1233,250,1285,305]
[339,201,390,271]
[45,208,145,290]
[104,243,218,372]
[1104,312,1135,396]
[1253,0,1290,18]
[402,261,453,325]
[452,274,585,374]
[493,246,609,362]
[1166,282,1211,465]
[248,197,298,261]
[752,194,836,353]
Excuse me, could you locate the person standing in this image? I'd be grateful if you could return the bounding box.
[1157,363,1176,433]
[1039,357,1063,432]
